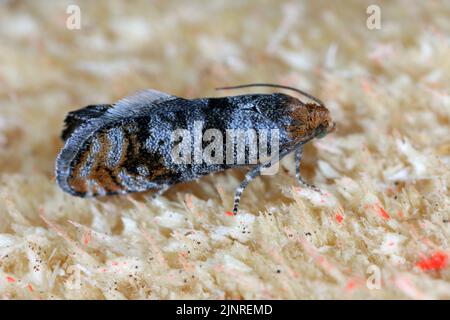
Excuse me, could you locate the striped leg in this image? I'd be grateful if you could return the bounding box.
[232,164,267,215]
[232,147,293,215]
[295,145,321,192]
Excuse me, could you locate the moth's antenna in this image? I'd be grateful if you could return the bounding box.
[215,83,325,107]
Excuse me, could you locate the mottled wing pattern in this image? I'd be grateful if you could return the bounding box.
[65,122,172,196]
[56,90,178,197]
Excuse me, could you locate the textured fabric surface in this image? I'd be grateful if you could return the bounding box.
[0,0,449,299]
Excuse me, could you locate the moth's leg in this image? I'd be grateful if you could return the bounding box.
[295,145,321,193]
[295,145,305,184]
[232,147,292,215]
[232,164,267,215]
[150,184,171,200]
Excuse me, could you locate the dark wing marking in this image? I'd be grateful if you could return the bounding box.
[61,104,111,141]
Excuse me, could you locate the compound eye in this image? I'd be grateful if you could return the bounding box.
[317,130,327,139]
[316,124,328,139]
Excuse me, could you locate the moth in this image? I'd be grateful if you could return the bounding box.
[56,83,335,214]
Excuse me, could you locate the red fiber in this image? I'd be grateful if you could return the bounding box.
[416,252,448,271]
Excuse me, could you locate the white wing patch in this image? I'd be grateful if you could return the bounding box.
[107,89,176,117]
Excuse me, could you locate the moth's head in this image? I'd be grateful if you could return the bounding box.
[284,95,335,142]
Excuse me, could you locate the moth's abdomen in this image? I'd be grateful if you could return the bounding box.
[59,125,166,197]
